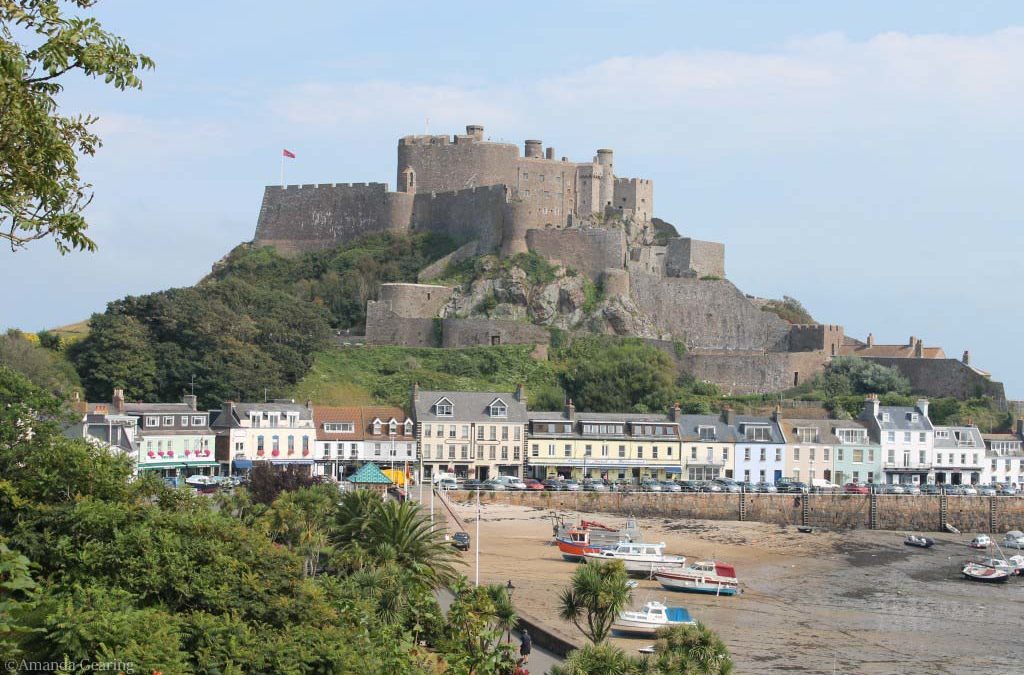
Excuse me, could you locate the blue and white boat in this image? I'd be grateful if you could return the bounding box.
[611,601,696,637]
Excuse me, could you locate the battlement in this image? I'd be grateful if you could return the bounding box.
[614,177,653,186]
[267,182,390,192]
[789,323,844,355]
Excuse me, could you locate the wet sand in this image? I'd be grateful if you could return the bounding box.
[445,498,1024,674]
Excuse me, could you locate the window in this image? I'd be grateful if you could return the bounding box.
[584,445,592,456]
[882,413,890,422]
[489,426,496,441]
[514,427,521,441]
[272,435,280,452]
[691,447,697,460]
[375,443,382,456]
[637,447,644,459]
[477,426,485,440]
[435,399,453,416]
[796,428,819,443]
[759,448,766,461]
[405,420,413,435]
[652,447,658,459]
[389,419,397,434]
[745,426,771,442]
[324,422,355,433]
[887,432,896,443]
[887,449,895,463]
[461,425,469,439]
[919,432,927,443]
[919,450,926,464]
[936,429,950,439]
[548,444,555,456]
[759,469,766,482]
[909,413,919,423]
[793,448,800,461]
[564,444,572,457]
[868,449,875,462]
[809,448,816,462]
[744,448,751,461]
[489,400,508,418]
[903,432,911,443]
[448,426,456,438]
[706,447,713,462]
[601,444,609,457]
[837,448,845,461]
[722,448,729,461]
[531,443,539,457]
[181,415,189,426]
[424,445,431,459]
[775,449,782,462]
[373,420,382,435]
[146,416,159,427]
[837,429,866,444]
[823,448,830,461]
[502,426,509,441]
[619,445,626,458]
[514,446,521,460]
[303,436,309,454]
[288,435,295,454]
[698,426,716,441]
[501,446,509,460]
[163,416,174,426]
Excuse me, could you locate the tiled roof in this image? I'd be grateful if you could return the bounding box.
[347,462,393,485]
[778,418,844,445]
[315,406,415,441]
[414,390,527,423]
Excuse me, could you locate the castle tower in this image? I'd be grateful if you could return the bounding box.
[398,166,416,193]
[597,148,614,212]
[525,139,543,159]
[466,124,484,141]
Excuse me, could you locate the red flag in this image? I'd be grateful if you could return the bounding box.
[282,149,296,159]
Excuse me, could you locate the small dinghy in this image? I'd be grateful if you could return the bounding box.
[969,534,992,549]
[962,561,1010,583]
[797,526,813,534]
[611,601,696,637]
[1002,530,1024,549]
[904,534,934,549]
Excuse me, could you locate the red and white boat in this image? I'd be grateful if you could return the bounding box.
[961,561,1010,583]
[556,527,603,561]
[654,561,740,596]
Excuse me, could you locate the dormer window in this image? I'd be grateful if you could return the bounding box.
[324,422,355,433]
[909,413,919,423]
[697,426,716,441]
[404,419,413,435]
[146,416,160,427]
[744,425,771,442]
[372,418,382,434]
[389,419,398,434]
[882,413,890,422]
[434,398,453,416]
[796,427,819,443]
[489,398,508,418]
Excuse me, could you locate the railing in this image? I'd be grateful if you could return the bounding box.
[882,462,932,470]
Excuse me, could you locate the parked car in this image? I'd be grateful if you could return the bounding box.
[640,479,663,492]
[699,481,724,493]
[676,480,703,493]
[451,531,470,551]
[881,484,905,495]
[461,479,484,491]
[713,479,742,493]
[977,486,997,497]
[582,479,609,492]
[563,480,582,491]
[437,478,458,490]
[482,479,506,491]
[919,484,941,495]
[811,479,840,493]
[523,478,545,491]
[660,481,682,493]
[961,485,978,496]
[493,475,528,490]
[776,481,808,494]
[542,479,565,491]
[738,482,758,493]
[998,486,1019,496]
[843,483,870,495]
[611,480,634,492]
[901,484,921,495]
[755,482,778,493]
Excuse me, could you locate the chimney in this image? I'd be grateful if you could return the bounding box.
[914,339,923,358]
[182,394,198,411]
[866,333,875,347]
[908,336,916,347]
[112,388,125,414]
[545,147,554,160]
[670,402,681,422]
[564,398,576,420]
[863,394,880,421]
[305,399,312,411]
[466,124,484,141]
[220,400,234,426]
[524,140,543,158]
[916,398,929,419]
[411,382,420,406]
[721,406,736,426]
[514,383,526,404]
[962,350,970,366]
[772,405,781,423]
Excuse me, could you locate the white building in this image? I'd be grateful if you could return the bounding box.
[211,399,316,474]
[860,396,935,485]
[982,422,1024,487]
[932,425,985,486]
[730,413,786,485]
[313,405,415,479]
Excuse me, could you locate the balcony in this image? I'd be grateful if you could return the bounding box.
[883,462,931,471]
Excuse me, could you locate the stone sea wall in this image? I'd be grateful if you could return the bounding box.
[475,491,1024,534]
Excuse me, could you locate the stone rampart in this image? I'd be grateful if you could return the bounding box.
[440,318,550,348]
[525,228,626,282]
[471,491,1024,533]
[685,350,830,394]
[418,240,480,282]
[665,238,725,279]
[398,135,519,194]
[629,273,791,351]
[411,185,508,251]
[254,183,412,250]
[865,357,1007,406]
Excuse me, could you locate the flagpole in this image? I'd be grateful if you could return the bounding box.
[280,153,285,187]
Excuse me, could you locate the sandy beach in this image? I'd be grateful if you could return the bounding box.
[441,497,1024,674]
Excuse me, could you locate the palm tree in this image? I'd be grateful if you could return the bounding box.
[653,623,733,675]
[559,560,632,644]
[551,643,645,675]
[330,489,462,588]
[484,583,518,644]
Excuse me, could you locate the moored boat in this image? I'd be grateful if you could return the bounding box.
[556,527,603,561]
[1002,530,1024,549]
[969,534,991,549]
[654,561,740,596]
[583,542,686,576]
[961,561,1010,583]
[904,534,935,548]
[611,601,695,637]
[554,516,643,549]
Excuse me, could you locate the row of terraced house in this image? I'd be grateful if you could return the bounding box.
[70,387,1024,489]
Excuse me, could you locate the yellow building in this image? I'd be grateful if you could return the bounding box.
[526,402,684,482]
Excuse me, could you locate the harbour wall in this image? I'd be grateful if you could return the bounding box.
[472,491,1024,534]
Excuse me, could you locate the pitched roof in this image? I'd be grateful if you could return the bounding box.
[314,406,414,441]
[414,390,528,423]
[838,344,946,359]
[674,414,737,443]
[347,462,393,485]
[731,416,785,444]
[933,426,985,449]
[778,418,843,445]
[871,406,934,432]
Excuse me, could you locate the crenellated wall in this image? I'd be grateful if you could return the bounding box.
[410,185,509,251]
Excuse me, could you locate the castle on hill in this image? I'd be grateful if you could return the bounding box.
[250,124,1004,403]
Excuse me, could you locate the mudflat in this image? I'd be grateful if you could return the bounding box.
[444,498,1024,674]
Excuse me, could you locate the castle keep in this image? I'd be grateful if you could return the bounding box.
[252,124,1005,401]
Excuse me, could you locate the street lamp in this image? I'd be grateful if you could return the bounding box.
[506,579,515,597]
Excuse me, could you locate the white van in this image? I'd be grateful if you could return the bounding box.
[432,472,457,485]
[494,475,527,490]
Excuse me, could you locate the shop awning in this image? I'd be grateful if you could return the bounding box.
[270,460,313,466]
[139,463,185,470]
[233,459,253,469]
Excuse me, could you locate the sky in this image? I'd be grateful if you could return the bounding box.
[2,1,1022,396]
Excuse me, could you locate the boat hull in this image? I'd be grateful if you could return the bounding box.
[611,618,694,637]
[583,553,686,576]
[655,575,739,596]
[556,538,600,562]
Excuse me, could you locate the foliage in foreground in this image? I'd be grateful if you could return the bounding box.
[0,364,537,673]
[552,624,734,675]
[559,560,633,644]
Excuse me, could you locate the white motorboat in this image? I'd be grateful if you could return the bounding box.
[611,601,695,637]
[654,561,740,596]
[1002,530,1024,549]
[583,542,686,576]
[184,475,219,487]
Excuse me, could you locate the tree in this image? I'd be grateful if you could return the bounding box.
[1,0,154,252]
[552,643,644,675]
[0,329,80,397]
[248,463,320,506]
[652,623,733,674]
[438,580,517,675]
[68,312,157,401]
[261,485,336,578]
[559,560,632,644]
[560,337,677,413]
[0,541,37,658]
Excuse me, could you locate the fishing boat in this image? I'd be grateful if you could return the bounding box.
[553,515,643,549]
[611,601,695,637]
[969,534,992,549]
[583,542,686,576]
[654,561,740,596]
[961,561,1010,583]
[904,534,935,548]
[556,527,604,562]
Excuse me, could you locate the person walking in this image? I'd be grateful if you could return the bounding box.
[519,628,532,664]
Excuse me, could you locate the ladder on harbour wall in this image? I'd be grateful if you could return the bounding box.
[989,496,997,534]
[738,492,746,522]
[869,493,878,530]
[939,495,947,532]
[801,494,810,527]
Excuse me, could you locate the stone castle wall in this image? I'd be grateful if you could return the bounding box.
[684,350,830,394]
[440,318,551,348]
[397,134,519,193]
[865,357,1007,406]
[665,238,726,279]
[410,185,509,251]
[525,228,626,282]
[790,324,845,355]
[629,273,791,351]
